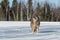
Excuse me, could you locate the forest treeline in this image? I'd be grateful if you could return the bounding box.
[0,0,60,21]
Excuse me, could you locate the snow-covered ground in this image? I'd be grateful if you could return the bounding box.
[0,22,60,40]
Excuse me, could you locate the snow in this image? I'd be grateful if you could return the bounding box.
[0,21,60,27]
[0,21,60,40]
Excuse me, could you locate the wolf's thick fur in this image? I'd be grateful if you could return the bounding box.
[30,14,40,33]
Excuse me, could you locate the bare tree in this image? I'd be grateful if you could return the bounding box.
[26,2,29,21]
[21,0,23,21]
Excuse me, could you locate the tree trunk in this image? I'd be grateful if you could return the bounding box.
[12,11,16,21]
[21,2,23,21]
[16,4,19,21]
[27,4,29,21]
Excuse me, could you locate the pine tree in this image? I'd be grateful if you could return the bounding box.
[35,2,41,20]
[28,0,32,20]
[23,4,27,21]
[18,2,21,21]
[20,1,23,21]
[43,2,51,21]
[1,0,9,21]
[12,0,19,21]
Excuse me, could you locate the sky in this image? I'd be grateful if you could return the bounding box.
[0,0,60,7]
[0,0,2,3]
